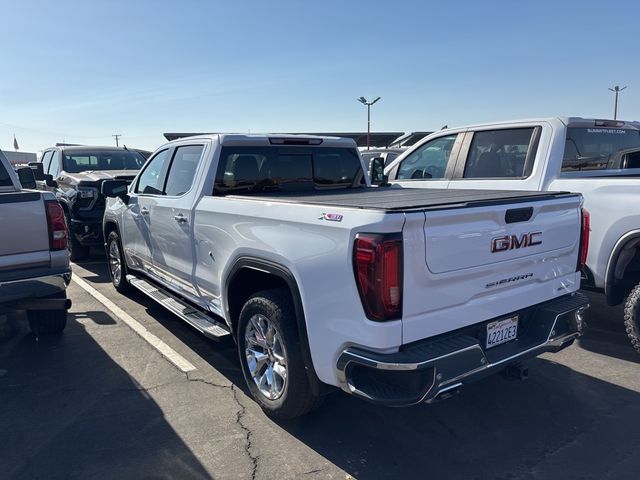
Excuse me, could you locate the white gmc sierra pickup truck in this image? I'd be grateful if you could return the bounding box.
[102,134,588,418]
[385,117,640,352]
[0,149,71,335]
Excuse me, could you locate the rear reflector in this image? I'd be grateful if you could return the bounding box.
[353,233,403,321]
[45,200,68,251]
[577,208,590,272]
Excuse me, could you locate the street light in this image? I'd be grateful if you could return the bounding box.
[357,96,381,150]
[608,85,627,120]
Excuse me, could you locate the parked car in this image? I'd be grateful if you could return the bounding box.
[385,116,640,352]
[102,134,588,418]
[35,146,145,260]
[0,149,71,334]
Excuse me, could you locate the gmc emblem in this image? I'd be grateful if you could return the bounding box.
[491,232,542,253]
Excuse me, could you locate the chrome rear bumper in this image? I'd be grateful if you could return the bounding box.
[336,292,588,406]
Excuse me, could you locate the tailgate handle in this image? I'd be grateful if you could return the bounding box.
[505,207,533,224]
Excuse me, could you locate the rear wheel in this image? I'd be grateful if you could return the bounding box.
[27,292,68,335]
[623,283,640,354]
[237,289,323,419]
[106,230,132,294]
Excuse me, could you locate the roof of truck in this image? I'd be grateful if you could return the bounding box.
[166,133,358,148]
[437,117,640,134]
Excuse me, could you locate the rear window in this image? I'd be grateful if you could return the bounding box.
[463,128,536,179]
[562,127,640,171]
[63,150,145,173]
[214,146,362,194]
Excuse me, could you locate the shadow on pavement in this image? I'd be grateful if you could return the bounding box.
[0,317,211,479]
[578,290,640,364]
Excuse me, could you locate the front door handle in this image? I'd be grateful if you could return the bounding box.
[174,213,187,224]
[140,207,149,215]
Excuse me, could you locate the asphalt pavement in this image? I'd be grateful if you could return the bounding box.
[2,256,640,480]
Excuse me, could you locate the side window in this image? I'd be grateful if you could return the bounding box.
[463,128,536,179]
[135,149,170,195]
[396,135,457,180]
[623,150,640,169]
[385,152,399,166]
[49,151,61,176]
[164,145,204,196]
[41,151,53,173]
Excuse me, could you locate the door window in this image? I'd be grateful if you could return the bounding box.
[396,135,457,180]
[164,145,204,196]
[463,128,536,178]
[135,149,170,195]
[49,151,61,176]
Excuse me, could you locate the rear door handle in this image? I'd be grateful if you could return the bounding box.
[140,207,149,215]
[174,213,187,224]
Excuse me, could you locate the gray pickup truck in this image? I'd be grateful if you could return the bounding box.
[0,150,71,334]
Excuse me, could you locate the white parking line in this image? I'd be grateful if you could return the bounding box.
[71,275,197,373]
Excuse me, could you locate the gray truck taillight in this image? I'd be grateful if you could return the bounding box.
[353,233,403,321]
[577,208,590,272]
[45,200,68,251]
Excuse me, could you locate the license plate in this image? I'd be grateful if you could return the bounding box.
[486,316,518,349]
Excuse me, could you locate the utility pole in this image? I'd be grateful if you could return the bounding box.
[608,85,627,120]
[357,96,381,150]
[112,134,122,147]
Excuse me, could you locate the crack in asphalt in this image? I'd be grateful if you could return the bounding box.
[100,370,261,479]
[230,384,259,480]
[185,372,260,480]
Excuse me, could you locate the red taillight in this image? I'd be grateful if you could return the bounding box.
[45,200,68,251]
[577,208,590,272]
[353,233,403,321]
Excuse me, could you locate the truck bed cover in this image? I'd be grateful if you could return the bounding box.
[229,187,579,212]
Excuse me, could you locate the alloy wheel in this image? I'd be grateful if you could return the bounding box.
[108,239,122,285]
[244,314,288,400]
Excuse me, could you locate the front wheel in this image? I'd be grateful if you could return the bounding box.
[624,284,640,354]
[237,289,323,419]
[106,230,132,294]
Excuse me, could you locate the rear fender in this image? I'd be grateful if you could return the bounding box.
[605,230,640,305]
[225,257,327,395]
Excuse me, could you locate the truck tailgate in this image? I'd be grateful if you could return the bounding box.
[402,194,583,344]
[0,192,50,259]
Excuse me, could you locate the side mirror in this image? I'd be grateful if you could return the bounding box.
[16,167,37,189]
[368,157,389,186]
[28,162,45,180]
[44,174,58,188]
[102,179,129,203]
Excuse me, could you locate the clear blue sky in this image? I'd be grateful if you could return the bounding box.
[1,0,639,153]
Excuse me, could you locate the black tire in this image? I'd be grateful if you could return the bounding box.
[65,214,90,262]
[27,293,68,335]
[106,230,132,294]
[237,289,323,419]
[623,284,640,354]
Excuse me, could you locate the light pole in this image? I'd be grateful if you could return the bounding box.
[357,96,381,150]
[112,134,122,147]
[608,85,627,120]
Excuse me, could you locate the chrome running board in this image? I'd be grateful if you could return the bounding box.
[127,274,231,340]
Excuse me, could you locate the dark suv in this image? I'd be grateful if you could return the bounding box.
[37,146,145,260]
